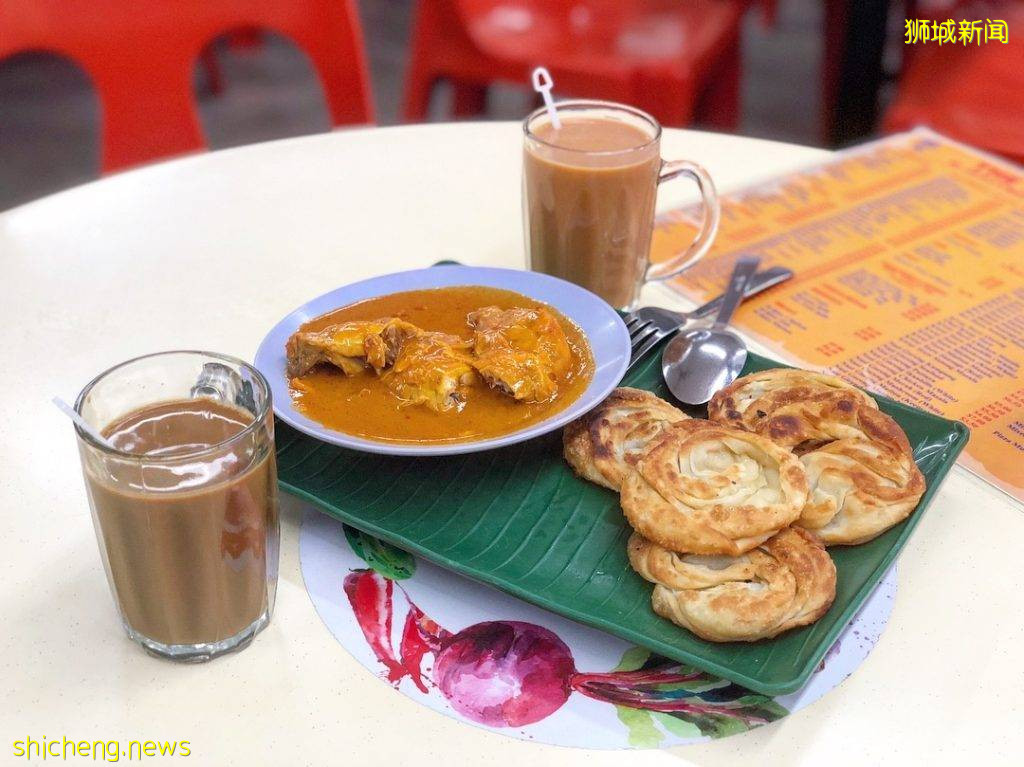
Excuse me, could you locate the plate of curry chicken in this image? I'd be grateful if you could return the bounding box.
[254,265,630,455]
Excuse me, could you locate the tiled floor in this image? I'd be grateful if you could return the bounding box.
[0,0,836,212]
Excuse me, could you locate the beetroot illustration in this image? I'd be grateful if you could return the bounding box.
[432,621,575,726]
[338,527,786,738]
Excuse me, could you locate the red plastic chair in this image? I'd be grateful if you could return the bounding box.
[0,1,374,173]
[884,4,1024,163]
[403,0,750,129]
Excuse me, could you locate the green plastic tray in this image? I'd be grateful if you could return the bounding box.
[276,349,969,695]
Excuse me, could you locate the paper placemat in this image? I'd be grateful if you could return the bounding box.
[300,510,895,749]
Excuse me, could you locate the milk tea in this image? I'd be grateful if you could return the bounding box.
[85,399,277,648]
[524,115,660,308]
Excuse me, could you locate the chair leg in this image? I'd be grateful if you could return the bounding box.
[820,0,847,144]
[824,0,888,146]
[403,71,436,121]
[199,45,225,97]
[696,39,741,130]
[403,0,443,122]
[96,64,205,172]
[634,74,696,128]
[452,81,488,117]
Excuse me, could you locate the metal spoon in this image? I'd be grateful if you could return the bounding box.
[661,256,760,405]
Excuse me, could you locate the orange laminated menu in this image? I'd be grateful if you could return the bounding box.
[651,128,1024,501]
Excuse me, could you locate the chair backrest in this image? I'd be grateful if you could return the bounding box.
[0,1,374,172]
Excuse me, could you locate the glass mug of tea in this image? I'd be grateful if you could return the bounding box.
[523,100,721,309]
[74,351,279,661]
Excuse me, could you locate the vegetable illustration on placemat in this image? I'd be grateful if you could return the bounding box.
[340,526,787,743]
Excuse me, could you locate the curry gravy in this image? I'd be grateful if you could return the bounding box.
[290,286,594,444]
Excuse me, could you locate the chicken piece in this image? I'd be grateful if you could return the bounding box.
[467,306,573,402]
[286,318,420,377]
[385,332,478,412]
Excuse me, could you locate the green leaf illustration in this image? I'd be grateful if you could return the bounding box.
[651,712,701,740]
[608,647,790,741]
[615,706,663,748]
[614,646,652,672]
[343,525,416,580]
[701,712,750,739]
[733,695,789,719]
[657,695,789,740]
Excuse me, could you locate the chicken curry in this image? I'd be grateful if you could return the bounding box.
[286,286,594,444]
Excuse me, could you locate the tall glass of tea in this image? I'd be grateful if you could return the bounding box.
[74,351,279,661]
[523,100,720,309]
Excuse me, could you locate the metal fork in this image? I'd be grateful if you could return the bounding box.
[623,266,793,372]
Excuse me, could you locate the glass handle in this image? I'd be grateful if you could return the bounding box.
[646,160,721,282]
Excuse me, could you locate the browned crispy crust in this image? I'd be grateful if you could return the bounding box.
[619,420,808,556]
[628,527,836,642]
[562,415,610,488]
[563,387,688,491]
[709,368,926,546]
[799,437,925,545]
[760,392,913,455]
[708,369,876,435]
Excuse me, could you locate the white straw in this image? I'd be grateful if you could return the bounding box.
[531,67,561,130]
[52,396,116,449]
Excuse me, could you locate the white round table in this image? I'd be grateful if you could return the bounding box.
[2,124,1020,765]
